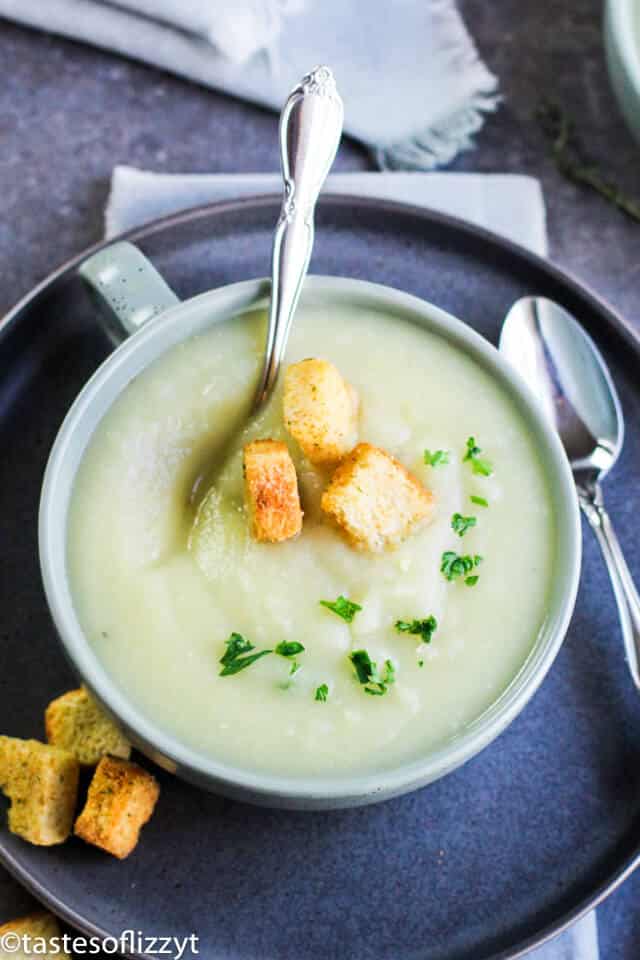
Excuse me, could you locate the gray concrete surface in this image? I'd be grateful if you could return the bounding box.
[1,0,639,954]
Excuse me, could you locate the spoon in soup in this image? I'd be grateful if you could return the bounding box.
[189,67,343,548]
[251,65,344,412]
[500,296,640,690]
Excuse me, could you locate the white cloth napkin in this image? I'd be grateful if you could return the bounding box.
[104,0,307,65]
[105,168,547,253]
[0,0,500,169]
[104,165,599,959]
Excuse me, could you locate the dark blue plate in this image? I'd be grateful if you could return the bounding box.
[1,196,639,960]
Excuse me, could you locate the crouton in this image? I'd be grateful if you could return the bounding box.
[0,912,71,959]
[243,439,302,543]
[321,442,435,551]
[283,359,359,465]
[74,756,159,859]
[0,737,79,846]
[45,687,131,766]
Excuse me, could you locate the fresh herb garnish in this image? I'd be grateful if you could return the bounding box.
[350,649,375,685]
[465,576,479,587]
[274,641,305,688]
[315,683,329,702]
[441,551,483,584]
[320,595,362,623]
[424,449,449,468]
[219,633,273,676]
[275,641,305,658]
[463,437,493,477]
[395,616,438,645]
[451,513,477,537]
[349,650,395,696]
[375,659,396,692]
[220,632,253,666]
[220,651,273,676]
[536,98,640,225]
[280,660,302,689]
[470,495,488,507]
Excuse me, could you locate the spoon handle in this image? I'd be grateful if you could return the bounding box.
[580,484,640,690]
[252,66,343,413]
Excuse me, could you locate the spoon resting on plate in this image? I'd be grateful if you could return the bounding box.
[500,296,640,690]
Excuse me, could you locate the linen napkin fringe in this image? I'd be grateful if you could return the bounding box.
[0,0,500,171]
[376,98,501,171]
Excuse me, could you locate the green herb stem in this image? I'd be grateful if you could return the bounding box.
[536,98,640,224]
[463,437,493,477]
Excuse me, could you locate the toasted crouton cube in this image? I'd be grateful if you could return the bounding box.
[243,439,302,543]
[0,912,71,959]
[284,359,359,465]
[321,442,435,551]
[0,737,79,846]
[45,687,131,766]
[74,756,159,859]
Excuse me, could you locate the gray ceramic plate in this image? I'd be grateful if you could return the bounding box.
[1,196,640,960]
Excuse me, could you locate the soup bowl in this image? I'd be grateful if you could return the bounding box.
[605,0,640,145]
[39,241,581,809]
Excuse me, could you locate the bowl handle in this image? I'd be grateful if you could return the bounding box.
[78,241,180,343]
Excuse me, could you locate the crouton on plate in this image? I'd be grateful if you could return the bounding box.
[243,439,303,543]
[0,737,79,846]
[45,687,131,766]
[74,755,159,859]
[0,912,71,959]
[283,358,359,465]
[321,442,435,551]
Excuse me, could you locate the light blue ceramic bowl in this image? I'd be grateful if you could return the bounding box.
[605,0,640,144]
[39,242,582,809]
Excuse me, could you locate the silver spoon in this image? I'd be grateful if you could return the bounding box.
[501,296,640,689]
[189,67,342,535]
[252,64,344,412]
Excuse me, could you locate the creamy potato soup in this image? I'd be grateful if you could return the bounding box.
[68,299,555,778]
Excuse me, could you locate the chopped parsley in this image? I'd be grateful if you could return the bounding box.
[441,551,483,585]
[470,495,489,507]
[463,437,493,477]
[280,660,302,688]
[349,650,395,696]
[219,633,273,676]
[395,616,438,645]
[424,449,449,467]
[274,641,305,688]
[320,595,362,623]
[451,513,477,537]
[220,632,253,665]
[275,641,305,658]
[220,657,273,677]
[315,684,329,702]
[377,659,396,691]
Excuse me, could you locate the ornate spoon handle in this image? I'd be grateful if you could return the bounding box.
[580,482,640,690]
[252,66,343,412]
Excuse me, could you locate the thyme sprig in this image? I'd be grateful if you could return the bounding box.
[536,98,640,223]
